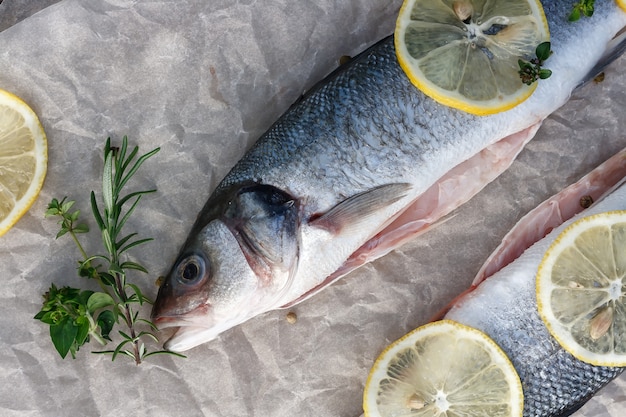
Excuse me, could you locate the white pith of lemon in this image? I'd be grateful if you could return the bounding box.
[0,89,47,237]
[395,0,549,116]
[537,211,626,367]
[363,320,523,417]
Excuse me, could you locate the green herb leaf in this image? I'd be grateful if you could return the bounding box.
[126,283,151,305]
[99,271,116,287]
[101,228,115,257]
[121,261,149,275]
[535,42,552,61]
[61,199,75,213]
[50,317,78,359]
[87,292,115,313]
[538,69,553,79]
[97,310,115,341]
[568,8,581,21]
[74,223,89,234]
[90,191,105,231]
[75,316,91,346]
[33,310,46,321]
[75,291,92,310]
[102,150,115,215]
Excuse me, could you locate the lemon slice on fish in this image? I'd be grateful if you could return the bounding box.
[363,320,523,417]
[395,0,549,116]
[0,89,47,237]
[537,211,626,367]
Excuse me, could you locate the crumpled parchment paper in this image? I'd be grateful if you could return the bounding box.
[0,1,625,416]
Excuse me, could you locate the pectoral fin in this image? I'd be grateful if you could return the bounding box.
[309,183,412,234]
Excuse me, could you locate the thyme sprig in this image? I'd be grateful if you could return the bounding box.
[35,136,183,364]
[569,0,595,21]
[518,42,553,86]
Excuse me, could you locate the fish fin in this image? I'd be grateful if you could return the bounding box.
[309,183,412,233]
[578,26,626,88]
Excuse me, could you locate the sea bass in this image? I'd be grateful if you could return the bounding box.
[152,0,626,352]
[445,149,626,417]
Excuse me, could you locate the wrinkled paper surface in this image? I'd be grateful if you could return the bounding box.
[0,1,625,416]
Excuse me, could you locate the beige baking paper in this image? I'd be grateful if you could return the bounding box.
[0,1,625,416]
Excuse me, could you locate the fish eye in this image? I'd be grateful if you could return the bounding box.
[176,254,208,285]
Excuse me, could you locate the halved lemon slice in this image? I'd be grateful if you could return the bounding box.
[363,320,523,417]
[537,211,626,367]
[0,89,47,237]
[395,0,549,115]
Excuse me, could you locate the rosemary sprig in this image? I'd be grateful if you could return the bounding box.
[35,136,183,364]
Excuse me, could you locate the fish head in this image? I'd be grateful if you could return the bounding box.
[152,184,300,352]
[152,219,268,351]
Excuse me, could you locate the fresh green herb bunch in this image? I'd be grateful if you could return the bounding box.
[35,136,183,364]
[569,0,595,22]
[34,283,115,359]
[518,42,553,86]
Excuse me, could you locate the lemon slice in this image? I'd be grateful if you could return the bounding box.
[0,89,47,237]
[395,0,549,115]
[363,320,523,417]
[537,211,626,367]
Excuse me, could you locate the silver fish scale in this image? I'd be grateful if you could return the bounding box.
[506,306,623,417]
[215,36,480,215]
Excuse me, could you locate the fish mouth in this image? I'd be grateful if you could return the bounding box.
[152,304,212,330]
[161,325,222,353]
[153,319,217,352]
[152,305,234,352]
